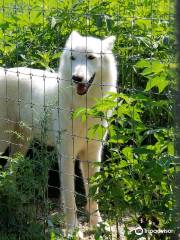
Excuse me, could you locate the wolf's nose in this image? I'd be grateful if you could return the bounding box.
[72,75,83,83]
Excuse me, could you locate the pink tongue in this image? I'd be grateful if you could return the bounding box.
[77,83,87,95]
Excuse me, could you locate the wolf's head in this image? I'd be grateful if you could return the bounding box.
[59,31,116,96]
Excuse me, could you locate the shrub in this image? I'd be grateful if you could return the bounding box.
[73,59,175,239]
[0,0,175,239]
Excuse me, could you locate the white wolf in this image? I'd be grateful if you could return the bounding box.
[0,31,117,237]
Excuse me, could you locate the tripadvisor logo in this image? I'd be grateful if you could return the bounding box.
[134,227,174,236]
[135,227,143,235]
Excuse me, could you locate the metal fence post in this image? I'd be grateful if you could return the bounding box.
[176,0,180,238]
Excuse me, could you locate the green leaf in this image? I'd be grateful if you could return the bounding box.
[88,124,106,140]
[108,125,129,144]
[122,147,133,160]
[145,75,169,93]
[168,142,174,155]
[119,93,135,104]
[0,22,10,31]
[138,60,164,76]
[133,147,155,154]
[135,59,151,69]
[51,52,61,60]
[72,107,86,119]
[119,160,129,168]
[157,79,169,93]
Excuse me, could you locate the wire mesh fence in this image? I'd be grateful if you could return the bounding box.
[0,0,177,239]
[175,0,180,238]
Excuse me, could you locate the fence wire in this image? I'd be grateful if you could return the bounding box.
[0,1,177,240]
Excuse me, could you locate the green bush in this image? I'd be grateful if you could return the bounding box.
[0,111,57,239]
[0,152,46,239]
[0,0,175,239]
[74,61,175,239]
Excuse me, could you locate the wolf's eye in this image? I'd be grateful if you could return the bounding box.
[70,56,75,60]
[87,55,96,60]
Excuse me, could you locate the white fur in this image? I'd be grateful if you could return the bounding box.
[0,31,117,237]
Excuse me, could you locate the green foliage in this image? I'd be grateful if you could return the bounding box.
[0,111,57,239]
[0,152,47,239]
[135,59,175,93]
[74,69,175,238]
[0,0,175,81]
[0,0,175,239]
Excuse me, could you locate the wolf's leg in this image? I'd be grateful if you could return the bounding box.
[58,134,79,235]
[0,122,29,167]
[10,123,30,156]
[10,136,29,156]
[79,141,102,226]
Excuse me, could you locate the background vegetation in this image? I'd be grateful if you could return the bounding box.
[0,0,175,239]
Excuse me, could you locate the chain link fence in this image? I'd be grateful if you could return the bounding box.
[0,0,177,239]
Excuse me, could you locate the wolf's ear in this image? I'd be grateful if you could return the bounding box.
[69,31,81,39]
[103,36,116,51]
[66,31,81,48]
